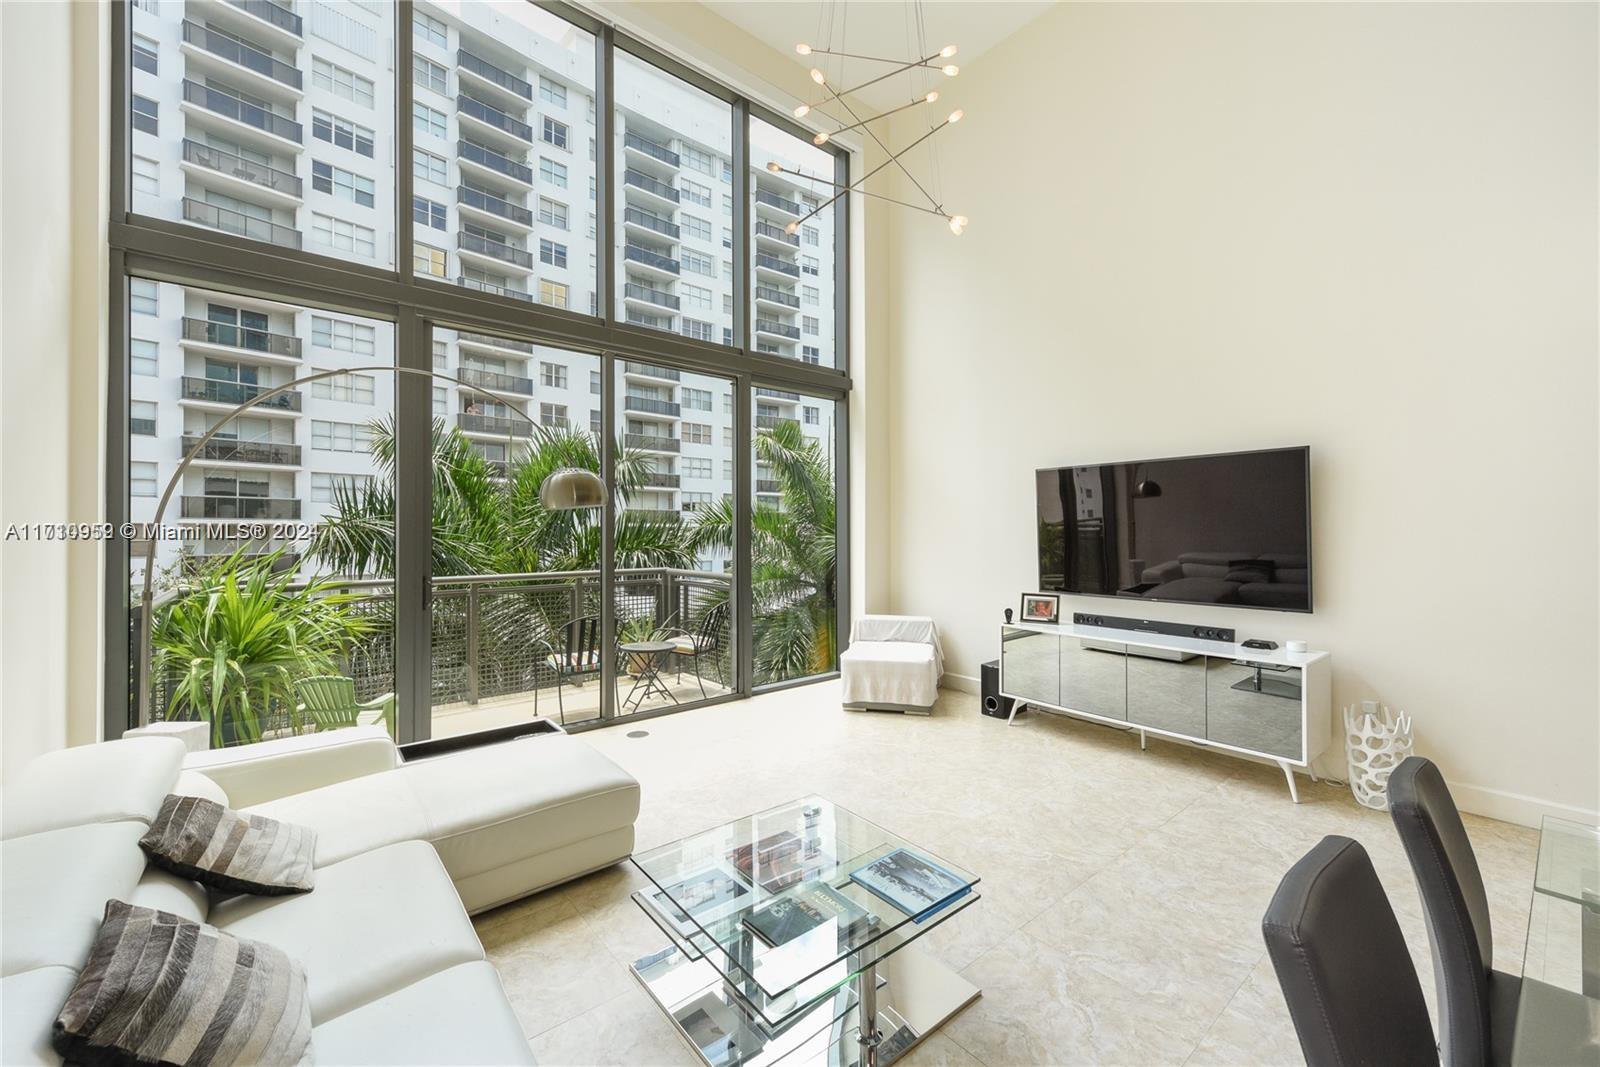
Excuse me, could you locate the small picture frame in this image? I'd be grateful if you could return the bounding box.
[1019,593,1060,625]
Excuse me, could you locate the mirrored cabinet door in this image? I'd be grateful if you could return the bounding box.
[1205,659,1303,760]
[1001,626,1059,707]
[1060,639,1127,720]
[1126,651,1207,737]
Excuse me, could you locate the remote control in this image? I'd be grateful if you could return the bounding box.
[1241,639,1279,650]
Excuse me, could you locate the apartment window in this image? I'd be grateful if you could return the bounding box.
[590,370,602,394]
[723,260,734,280]
[722,229,734,251]
[722,193,734,216]
[413,102,447,140]
[723,459,735,479]
[590,410,602,435]
[130,339,159,376]
[722,160,733,183]
[542,117,569,150]
[681,179,712,208]
[130,401,157,436]
[803,405,820,425]
[312,161,376,208]
[414,11,448,47]
[433,387,447,417]
[312,316,376,356]
[801,255,820,276]
[311,420,374,453]
[540,402,568,428]
[538,198,568,229]
[312,368,377,405]
[312,214,375,256]
[682,250,714,277]
[539,239,567,268]
[724,394,734,414]
[413,196,446,230]
[679,284,712,312]
[682,422,712,445]
[682,144,714,177]
[682,215,712,242]
[311,472,374,503]
[131,95,158,135]
[131,35,158,74]
[540,362,568,389]
[131,462,158,497]
[539,158,568,188]
[432,340,447,369]
[801,316,819,336]
[802,345,821,364]
[413,55,447,94]
[313,58,375,108]
[682,387,712,411]
[681,319,713,342]
[539,280,569,308]
[131,156,159,196]
[540,76,567,107]
[802,285,820,306]
[130,279,158,315]
[682,457,712,479]
[413,244,446,277]
[802,225,820,247]
[313,110,375,157]
[413,148,447,185]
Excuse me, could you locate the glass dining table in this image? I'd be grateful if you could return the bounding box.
[1511,816,1600,1065]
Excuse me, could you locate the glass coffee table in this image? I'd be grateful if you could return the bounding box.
[629,796,982,1067]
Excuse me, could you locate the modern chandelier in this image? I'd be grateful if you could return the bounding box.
[780,2,968,237]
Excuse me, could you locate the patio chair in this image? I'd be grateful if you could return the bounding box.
[666,602,729,700]
[534,614,602,725]
[295,674,395,737]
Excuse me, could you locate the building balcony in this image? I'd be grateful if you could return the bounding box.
[755,479,782,495]
[183,197,301,249]
[754,221,800,248]
[625,395,681,418]
[623,131,679,169]
[457,49,533,105]
[180,20,302,97]
[754,253,800,279]
[642,471,681,489]
[627,508,682,523]
[625,310,672,331]
[457,330,534,355]
[181,79,302,146]
[755,318,801,341]
[755,387,800,402]
[754,285,800,310]
[181,435,301,466]
[457,412,533,437]
[180,316,301,361]
[457,367,534,396]
[457,140,533,188]
[623,169,680,206]
[622,282,680,311]
[755,188,804,216]
[180,138,301,206]
[756,414,800,433]
[457,94,532,146]
[458,231,534,273]
[180,375,302,412]
[622,361,680,382]
[455,276,533,303]
[180,495,301,520]
[623,432,680,454]
[622,206,679,241]
[222,0,302,43]
[623,242,680,277]
[456,185,534,230]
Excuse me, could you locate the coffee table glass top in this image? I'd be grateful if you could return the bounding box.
[632,796,980,1006]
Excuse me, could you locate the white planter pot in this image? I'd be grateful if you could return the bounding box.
[1343,701,1413,811]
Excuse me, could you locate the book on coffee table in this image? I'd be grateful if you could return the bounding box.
[743,881,870,948]
[848,847,971,923]
[726,830,808,892]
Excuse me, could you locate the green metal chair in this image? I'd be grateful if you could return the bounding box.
[294,675,395,737]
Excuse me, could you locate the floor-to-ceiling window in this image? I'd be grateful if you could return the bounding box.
[111,0,851,750]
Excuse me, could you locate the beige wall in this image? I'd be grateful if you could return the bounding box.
[881,3,1599,824]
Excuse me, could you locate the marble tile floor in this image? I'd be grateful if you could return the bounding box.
[472,680,1540,1066]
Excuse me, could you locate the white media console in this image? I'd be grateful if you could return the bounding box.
[998,621,1331,801]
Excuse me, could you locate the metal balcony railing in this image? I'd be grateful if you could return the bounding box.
[622,361,680,381]
[183,197,301,249]
[755,479,782,494]
[623,243,680,275]
[755,189,803,215]
[626,311,672,330]
[457,94,532,142]
[623,169,680,203]
[181,435,302,465]
[754,253,800,278]
[455,276,534,303]
[180,495,302,520]
[181,316,301,358]
[457,50,533,101]
[181,376,302,410]
[642,471,681,489]
[755,387,800,402]
[458,367,534,395]
[624,131,679,167]
[181,20,302,89]
[623,433,680,453]
[755,319,801,340]
[457,330,534,354]
[754,221,800,247]
[228,0,302,37]
[457,412,533,436]
[182,139,302,197]
[182,79,302,142]
[622,283,679,311]
[458,231,533,270]
[625,395,681,417]
[627,508,682,523]
[456,185,533,227]
[756,415,800,433]
[623,206,680,240]
[754,285,800,309]
[457,140,533,185]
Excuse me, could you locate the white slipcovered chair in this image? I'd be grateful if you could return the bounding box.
[840,614,944,714]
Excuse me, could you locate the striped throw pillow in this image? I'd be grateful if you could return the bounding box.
[53,900,312,1066]
[140,794,316,895]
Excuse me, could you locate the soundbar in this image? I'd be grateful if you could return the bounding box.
[1071,612,1235,644]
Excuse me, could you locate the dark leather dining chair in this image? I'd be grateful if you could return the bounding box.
[1263,835,1439,1067]
[1389,756,1520,1067]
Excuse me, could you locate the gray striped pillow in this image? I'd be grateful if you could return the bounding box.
[140,794,316,895]
[53,900,312,1066]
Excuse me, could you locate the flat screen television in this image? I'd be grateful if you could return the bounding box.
[1036,446,1312,613]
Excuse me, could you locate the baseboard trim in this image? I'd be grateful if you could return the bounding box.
[940,672,980,695]
[1448,780,1599,830]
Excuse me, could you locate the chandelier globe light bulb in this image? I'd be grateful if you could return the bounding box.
[793,103,810,118]
[810,67,826,85]
[948,109,964,124]
[766,161,783,173]
[942,64,960,77]
[796,43,812,55]
[948,215,968,236]
[785,221,800,235]
[941,44,958,58]
[813,131,829,145]
[925,90,939,103]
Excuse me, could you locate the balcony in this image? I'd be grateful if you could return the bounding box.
[180,495,301,520]
[622,207,680,240]
[182,79,302,144]
[756,415,800,433]
[457,412,533,437]
[457,367,534,396]
[180,376,302,411]
[622,361,680,382]
[181,20,302,93]
[456,185,534,229]
[755,188,804,216]
[755,387,800,402]
[457,330,534,355]
[226,0,301,39]
[455,276,533,303]
[458,140,533,187]
[642,471,681,489]
[754,253,800,279]
[625,395,681,418]
[457,49,533,103]
[183,197,301,249]
[754,285,800,309]
[622,282,679,311]
[457,94,532,144]
[181,435,301,465]
[755,318,801,341]
[623,169,680,205]
[623,131,679,168]
[181,316,301,360]
[625,311,672,331]
[627,508,682,524]
[755,479,782,494]
[755,221,800,247]
[181,138,301,202]
[623,243,680,276]
[623,432,680,453]
[458,231,534,272]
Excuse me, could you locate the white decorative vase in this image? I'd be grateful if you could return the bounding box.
[1343,701,1413,811]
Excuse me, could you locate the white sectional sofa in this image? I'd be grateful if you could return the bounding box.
[1,727,641,1065]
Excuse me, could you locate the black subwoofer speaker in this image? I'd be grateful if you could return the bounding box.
[980,660,1014,719]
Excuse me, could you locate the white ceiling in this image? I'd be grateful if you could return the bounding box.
[699,1,1057,107]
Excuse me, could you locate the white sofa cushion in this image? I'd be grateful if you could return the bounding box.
[1,737,184,838]
[311,962,534,1065]
[185,726,398,808]
[1,966,79,1066]
[208,840,484,1023]
[0,822,149,975]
